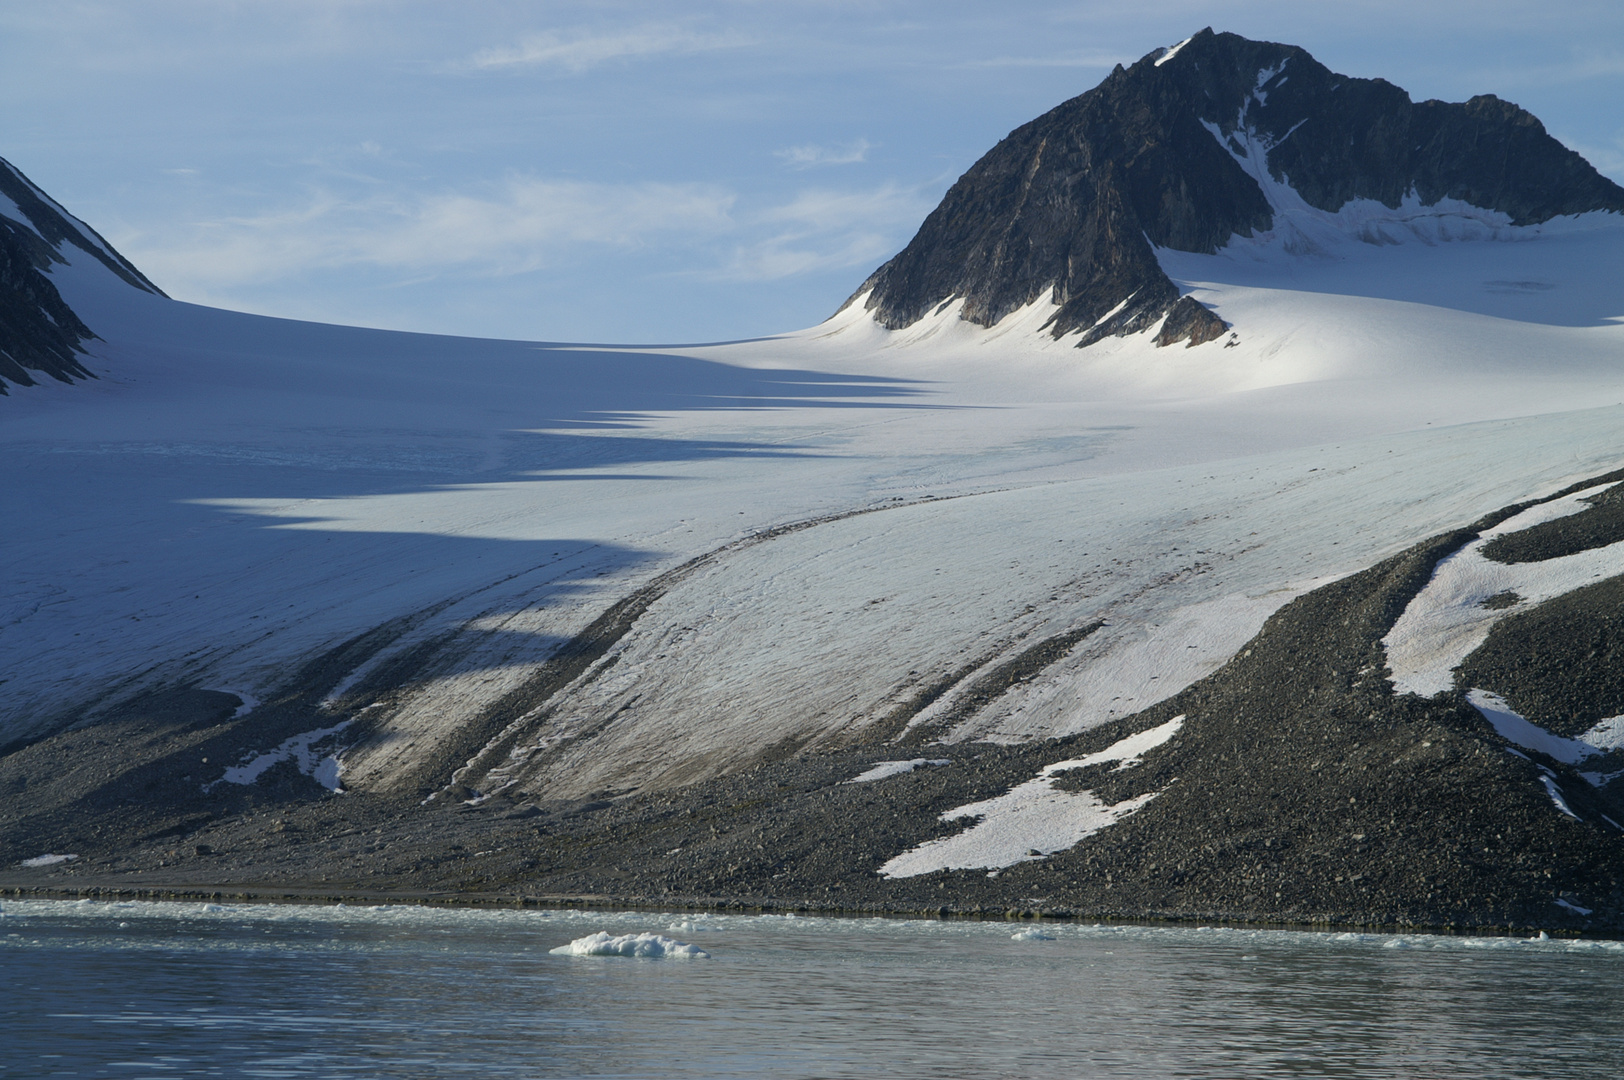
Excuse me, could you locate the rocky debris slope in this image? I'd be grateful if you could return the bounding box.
[8,469,1624,934]
[0,157,163,392]
[848,28,1624,349]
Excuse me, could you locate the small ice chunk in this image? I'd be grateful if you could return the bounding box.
[1010,928,1055,941]
[20,853,77,868]
[549,931,710,959]
[843,759,950,784]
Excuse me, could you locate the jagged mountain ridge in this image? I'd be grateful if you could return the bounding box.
[0,157,163,393]
[848,27,1624,349]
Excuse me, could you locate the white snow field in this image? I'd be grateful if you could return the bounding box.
[5,197,1624,804]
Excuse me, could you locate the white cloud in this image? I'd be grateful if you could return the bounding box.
[127,178,738,291]
[962,51,1127,69]
[462,24,750,74]
[776,139,872,169]
[714,183,936,281]
[119,173,936,303]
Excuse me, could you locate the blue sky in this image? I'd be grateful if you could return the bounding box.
[3,1,1622,343]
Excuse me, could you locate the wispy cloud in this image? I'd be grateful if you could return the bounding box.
[460,24,750,74]
[962,51,1127,69]
[714,183,935,281]
[776,139,873,169]
[129,178,738,290]
[121,173,937,302]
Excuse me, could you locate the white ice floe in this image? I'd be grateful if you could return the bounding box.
[879,716,1183,877]
[1467,689,1624,786]
[1385,484,1624,697]
[206,720,352,792]
[843,759,950,784]
[1010,928,1055,941]
[549,931,710,959]
[20,853,77,868]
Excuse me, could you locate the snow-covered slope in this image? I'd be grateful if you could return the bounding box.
[6,33,1624,929]
[7,207,1624,804]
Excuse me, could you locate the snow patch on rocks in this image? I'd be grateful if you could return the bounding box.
[205,720,353,793]
[879,715,1183,877]
[842,759,950,784]
[200,687,260,720]
[1467,689,1624,787]
[19,853,77,868]
[1385,483,1624,697]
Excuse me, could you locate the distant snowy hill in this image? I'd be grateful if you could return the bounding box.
[846,27,1624,350]
[5,34,1624,933]
[0,157,163,392]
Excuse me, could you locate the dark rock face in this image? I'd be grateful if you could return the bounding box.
[850,28,1624,348]
[0,157,163,394]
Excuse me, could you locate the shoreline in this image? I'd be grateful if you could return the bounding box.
[0,879,1606,941]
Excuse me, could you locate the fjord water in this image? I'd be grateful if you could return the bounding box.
[5,900,1622,1078]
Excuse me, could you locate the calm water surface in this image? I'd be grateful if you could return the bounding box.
[3,898,1622,1078]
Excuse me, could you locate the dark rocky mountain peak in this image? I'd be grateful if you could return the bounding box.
[0,156,164,394]
[846,28,1624,349]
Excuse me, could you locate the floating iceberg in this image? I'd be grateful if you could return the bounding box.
[549,931,710,959]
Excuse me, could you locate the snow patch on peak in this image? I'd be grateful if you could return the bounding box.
[1194,112,1597,259]
[1155,35,1196,67]
[1252,60,1286,104]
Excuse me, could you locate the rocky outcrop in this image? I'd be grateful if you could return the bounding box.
[0,157,163,393]
[848,28,1624,349]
